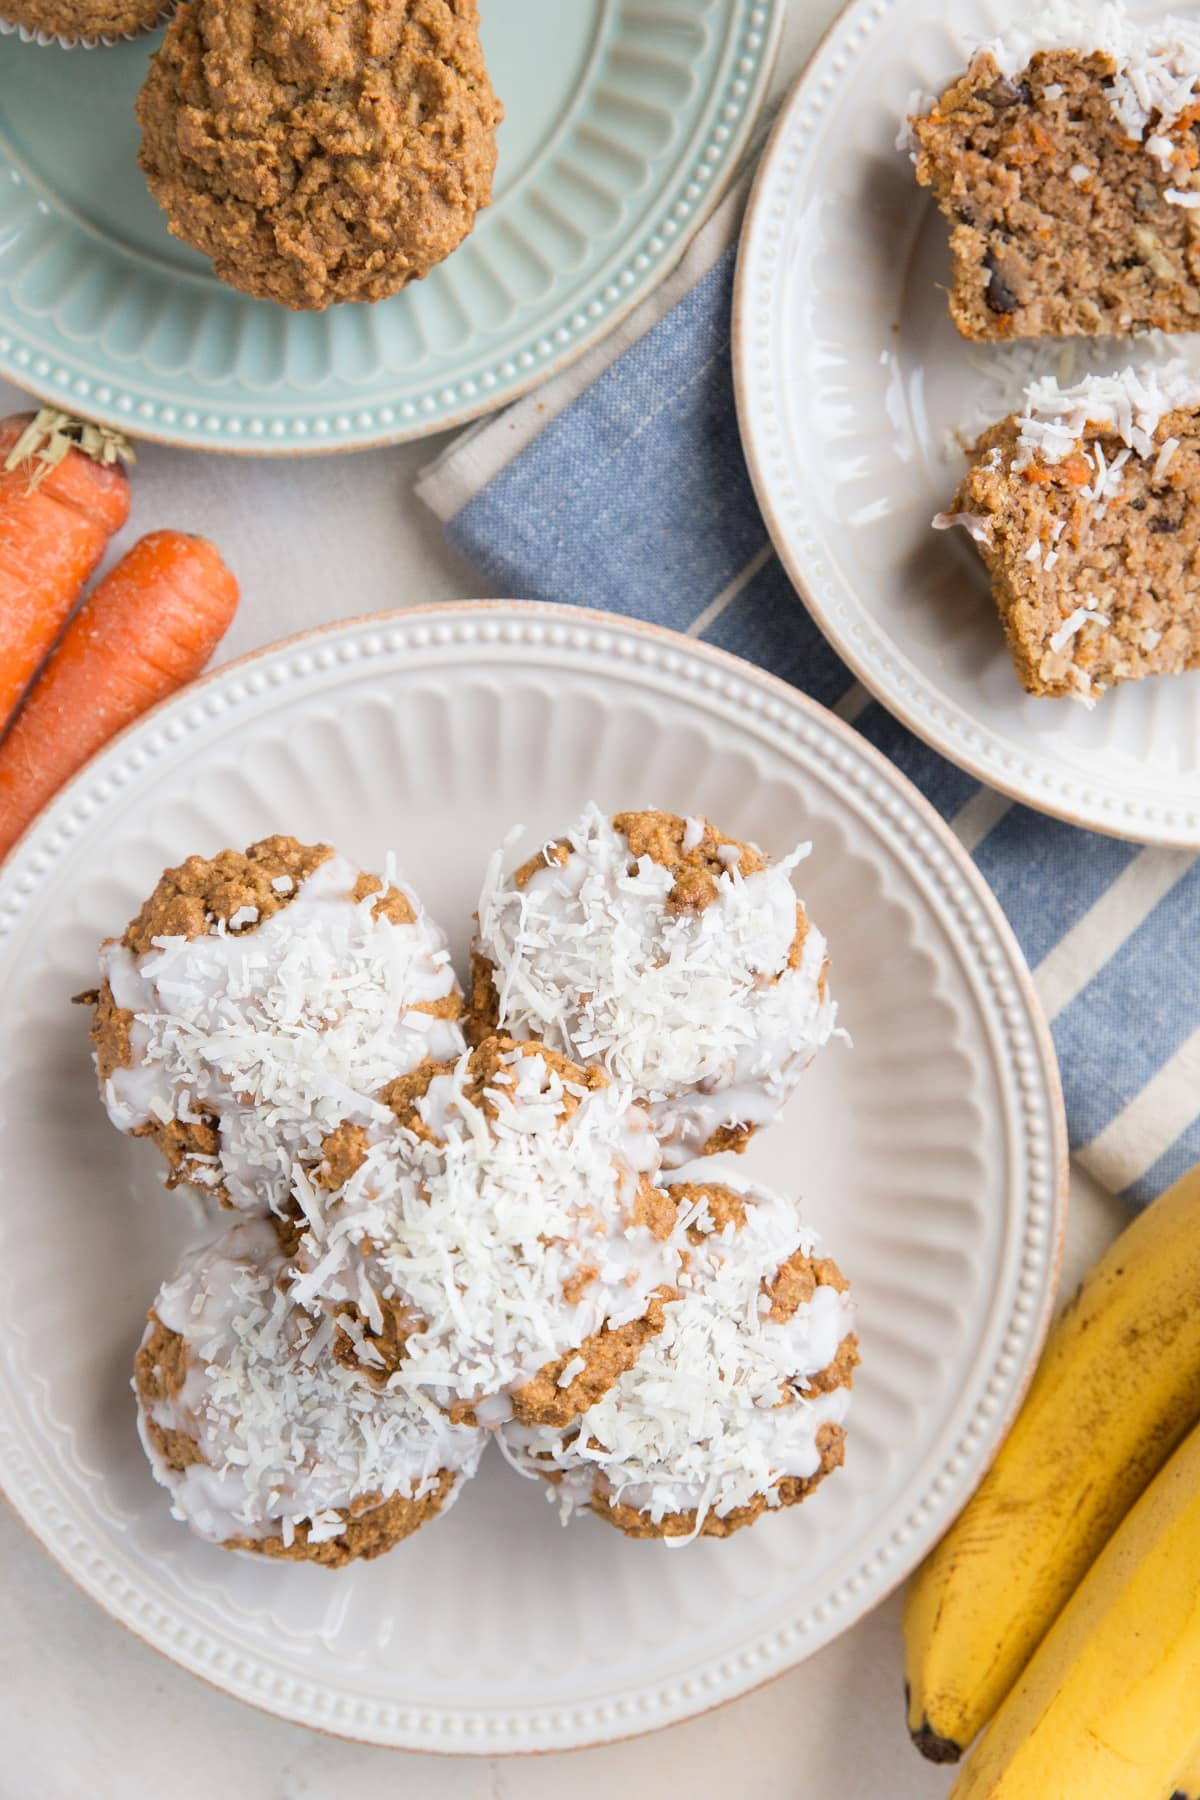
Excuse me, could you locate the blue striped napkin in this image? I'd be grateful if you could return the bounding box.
[417,191,1200,1209]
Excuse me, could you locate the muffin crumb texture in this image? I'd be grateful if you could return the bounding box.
[913,37,1200,340]
[943,369,1200,700]
[136,0,502,309]
[0,0,167,42]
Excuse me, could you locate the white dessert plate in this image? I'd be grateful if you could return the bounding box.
[733,0,1200,848]
[0,602,1065,1752]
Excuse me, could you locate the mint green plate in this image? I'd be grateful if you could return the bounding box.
[0,1,780,453]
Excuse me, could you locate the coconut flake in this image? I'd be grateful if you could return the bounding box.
[1049,606,1111,653]
[474,807,838,1168]
[933,509,994,545]
[136,1218,484,1549]
[502,1179,854,1535]
[291,1042,678,1416]
[1153,435,1181,479]
[98,852,466,1214]
[977,5,1200,152]
[1011,364,1200,472]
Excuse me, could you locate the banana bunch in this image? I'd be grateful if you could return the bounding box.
[947,1416,1200,1797]
[903,1164,1200,1793]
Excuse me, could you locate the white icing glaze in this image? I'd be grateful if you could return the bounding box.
[289,1042,677,1416]
[474,807,838,1168]
[500,1179,855,1540]
[99,851,465,1213]
[137,1218,484,1549]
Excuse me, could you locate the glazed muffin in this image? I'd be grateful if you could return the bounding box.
[289,1036,681,1429]
[134,1217,485,1565]
[0,0,170,45]
[87,835,464,1213]
[501,1179,858,1541]
[136,0,502,309]
[470,807,838,1168]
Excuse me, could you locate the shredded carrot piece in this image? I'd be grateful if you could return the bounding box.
[1062,455,1093,487]
[1023,463,1054,484]
[1030,121,1052,153]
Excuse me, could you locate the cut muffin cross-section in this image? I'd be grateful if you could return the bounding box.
[909,7,1200,341]
[938,365,1200,702]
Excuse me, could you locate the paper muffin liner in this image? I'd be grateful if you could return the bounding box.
[0,0,173,47]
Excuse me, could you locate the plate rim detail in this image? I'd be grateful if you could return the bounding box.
[0,0,783,455]
[0,599,1068,1752]
[731,0,1200,850]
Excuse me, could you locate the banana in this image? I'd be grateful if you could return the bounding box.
[947,1415,1200,1799]
[904,1163,1200,1761]
[1164,1738,1200,1799]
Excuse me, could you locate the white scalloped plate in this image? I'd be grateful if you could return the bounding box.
[0,603,1065,1751]
[734,0,1200,848]
[0,0,780,453]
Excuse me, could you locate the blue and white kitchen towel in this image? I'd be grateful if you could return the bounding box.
[417,187,1200,1209]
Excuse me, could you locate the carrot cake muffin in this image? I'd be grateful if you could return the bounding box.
[135,1216,485,1565]
[937,364,1200,701]
[136,0,502,310]
[469,807,837,1169]
[0,0,167,42]
[910,5,1200,340]
[289,1036,680,1429]
[87,835,464,1212]
[500,1178,858,1542]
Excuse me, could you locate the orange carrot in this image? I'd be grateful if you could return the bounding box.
[1061,453,1094,487]
[0,530,238,862]
[0,409,132,733]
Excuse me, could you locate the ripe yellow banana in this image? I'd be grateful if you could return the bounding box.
[1165,1738,1200,1799]
[947,1415,1200,1799]
[905,1163,1200,1761]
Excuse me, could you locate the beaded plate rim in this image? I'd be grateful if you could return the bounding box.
[0,601,1067,1752]
[733,0,1200,849]
[0,0,782,455]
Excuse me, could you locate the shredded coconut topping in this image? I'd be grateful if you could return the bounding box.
[474,807,837,1168]
[1011,363,1200,469]
[99,853,465,1213]
[979,4,1200,162]
[137,1218,483,1547]
[290,1043,675,1421]
[932,508,995,545]
[501,1180,854,1539]
[1048,605,1112,654]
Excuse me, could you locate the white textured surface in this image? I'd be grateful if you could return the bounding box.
[735,0,1200,845]
[0,7,1093,1791]
[0,604,1064,1752]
